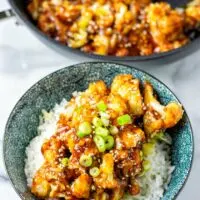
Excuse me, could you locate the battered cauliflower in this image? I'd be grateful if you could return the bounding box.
[146,2,188,51]
[71,174,91,198]
[143,82,183,134]
[111,74,144,116]
[107,93,128,119]
[120,125,145,149]
[94,153,118,189]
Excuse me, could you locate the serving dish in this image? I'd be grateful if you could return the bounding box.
[3,62,194,200]
[3,0,200,62]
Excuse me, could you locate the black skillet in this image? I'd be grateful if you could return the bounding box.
[1,0,200,63]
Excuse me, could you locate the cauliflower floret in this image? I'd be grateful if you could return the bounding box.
[107,93,128,119]
[188,0,200,6]
[68,9,92,48]
[87,80,108,96]
[41,137,64,164]
[93,192,110,200]
[27,0,41,19]
[55,1,81,23]
[71,105,97,127]
[114,2,135,34]
[93,34,110,55]
[69,80,108,127]
[120,125,145,148]
[93,2,114,28]
[94,153,118,189]
[68,29,88,48]
[31,163,67,199]
[65,131,76,153]
[111,74,144,116]
[71,174,91,198]
[111,185,125,200]
[31,176,50,197]
[130,0,151,17]
[143,82,183,134]
[185,5,200,28]
[186,6,200,21]
[146,2,188,51]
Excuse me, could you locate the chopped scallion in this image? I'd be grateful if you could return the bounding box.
[61,158,69,167]
[89,167,100,177]
[94,135,106,152]
[77,122,92,138]
[92,117,103,127]
[109,126,119,135]
[79,154,93,167]
[153,132,172,145]
[104,135,114,150]
[143,160,151,171]
[95,127,109,137]
[142,143,155,157]
[117,114,132,126]
[97,101,107,112]
[101,117,109,127]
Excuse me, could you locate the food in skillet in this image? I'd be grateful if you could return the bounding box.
[27,0,200,56]
[25,74,183,200]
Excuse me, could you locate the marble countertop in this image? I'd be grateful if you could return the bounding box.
[0,2,200,200]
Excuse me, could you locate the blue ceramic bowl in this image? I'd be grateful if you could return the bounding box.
[3,62,194,200]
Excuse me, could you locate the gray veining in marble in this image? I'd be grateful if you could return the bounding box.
[0,2,200,199]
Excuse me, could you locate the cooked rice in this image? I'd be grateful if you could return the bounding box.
[24,99,68,187]
[123,140,174,200]
[24,97,174,199]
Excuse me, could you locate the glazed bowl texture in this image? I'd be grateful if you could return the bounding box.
[3,62,193,200]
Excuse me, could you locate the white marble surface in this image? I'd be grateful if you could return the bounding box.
[0,2,200,200]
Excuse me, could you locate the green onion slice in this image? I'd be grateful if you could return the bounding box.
[100,111,110,119]
[77,122,92,138]
[94,135,106,152]
[153,132,172,144]
[139,160,151,177]
[109,126,119,135]
[143,160,151,171]
[89,167,100,177]
[95,127,109,137]
[79,154,93,167]
[142,143,155,157]
[104,135,115,150]
[61,158,69,167]
[117,114,132,126]
[101,117,109,127]
[92,117,103,127]
[97,101,107,112]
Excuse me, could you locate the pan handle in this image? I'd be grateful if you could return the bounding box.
[0,9,15,21]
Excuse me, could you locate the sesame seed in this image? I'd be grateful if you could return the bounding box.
[91,185,96,190]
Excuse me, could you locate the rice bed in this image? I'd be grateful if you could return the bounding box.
[24,98,174,200]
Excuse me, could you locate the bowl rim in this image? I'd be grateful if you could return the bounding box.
[8,0,200,61]
[3,61,194,200]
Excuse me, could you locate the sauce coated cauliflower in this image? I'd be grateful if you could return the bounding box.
[30,74,183,200]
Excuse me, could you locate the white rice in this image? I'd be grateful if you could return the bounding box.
[123,140,174,200]
[24,99,68,187]
[24,98,174,199]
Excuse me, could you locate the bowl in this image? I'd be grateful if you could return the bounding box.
[8,0,200,63]
[3,62,194,200]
